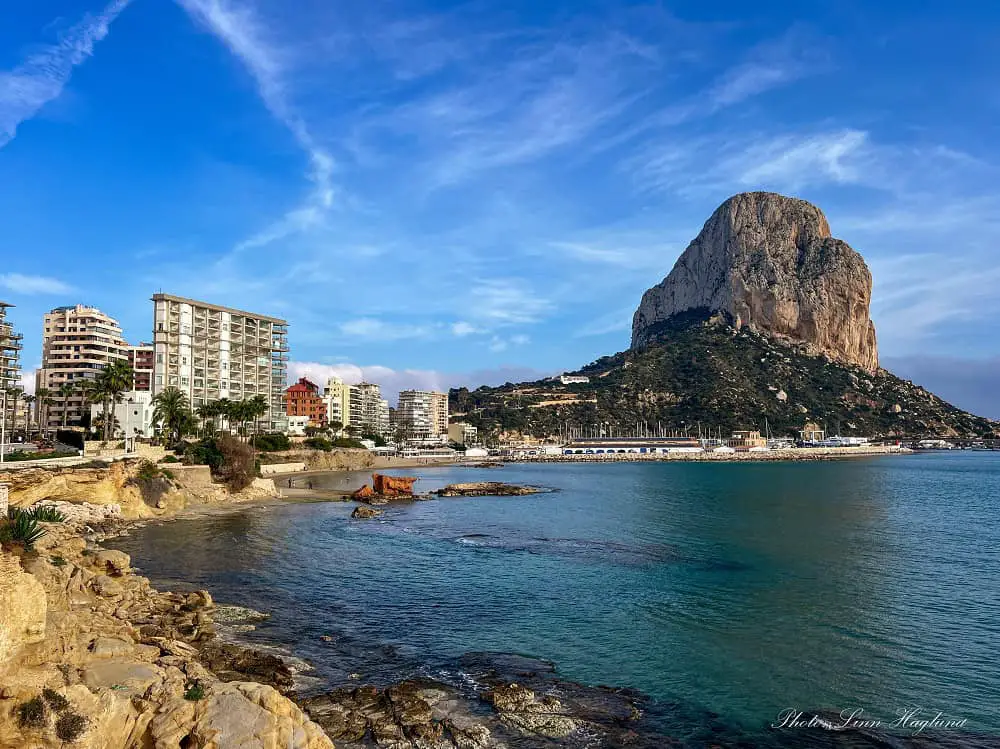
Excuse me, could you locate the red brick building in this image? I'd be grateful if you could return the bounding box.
[285,377,327,427]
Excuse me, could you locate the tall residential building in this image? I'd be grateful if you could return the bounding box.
[397,390,449,440]
[0,302,23,429]
[37,305,128,429]
[151,294,289,431]
[128,342,154,392]
[353,382,390,436]
[322,376,353,432]
[285,377,326,427]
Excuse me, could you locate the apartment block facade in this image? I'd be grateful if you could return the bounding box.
[323,376,352,432]
[37,305,129,428]
[0,302,22,429]
[128,342,154,392]
[397,390,449,440]
[285,377,327,427]
[152,294,289,431]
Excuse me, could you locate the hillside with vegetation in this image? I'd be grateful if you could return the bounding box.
[450,311,995,441]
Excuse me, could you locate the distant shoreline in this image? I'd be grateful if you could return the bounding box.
[506,445,912,463]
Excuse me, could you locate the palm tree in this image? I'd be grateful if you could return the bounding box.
[248,395,269,440]
[22,394,35,439]
[195,401,220,437]
[97,360,134,442]
[151,387,192,446]
[216,398,233,434]
[57,381,76,428]
[34,387,52,439]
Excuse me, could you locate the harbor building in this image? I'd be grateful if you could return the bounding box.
[0,302,22,430]
[151,294,288,431]
[285,377,326,428]
[397,390,449,440]
[37,305,129,429]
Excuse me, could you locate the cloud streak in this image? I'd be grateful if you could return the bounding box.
[0,0,133,148]
[0,273,75,294]
[175,0,336,252]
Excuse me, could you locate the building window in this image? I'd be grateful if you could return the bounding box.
[155,375,163,385]
[156,353,163,363]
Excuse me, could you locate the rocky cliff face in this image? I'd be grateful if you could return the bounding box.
[631,192,879,371]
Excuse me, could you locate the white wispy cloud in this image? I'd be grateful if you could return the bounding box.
[0,0,133,148]
[468,279,552,325]
[733,129,870,188]
[338,318,435,341]
[0,273,75,294]
[706,27,827,109]
[626,128,874,196]
[176,0,336,252]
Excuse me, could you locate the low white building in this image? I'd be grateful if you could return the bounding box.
[89,391,154,438]
[286,415,310,436]
[559,375,590,385]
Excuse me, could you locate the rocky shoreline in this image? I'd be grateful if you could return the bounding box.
[0,510,674,748]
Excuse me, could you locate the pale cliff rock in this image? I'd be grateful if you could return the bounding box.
[0,553,47,671]
[631,192,879,371]
[0,462,280,519]
[0,525,333,749]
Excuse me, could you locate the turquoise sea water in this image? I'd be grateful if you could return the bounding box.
[110,453,1000,743]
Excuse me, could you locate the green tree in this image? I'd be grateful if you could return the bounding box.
[57,381,76,428]
[247,395,269,439]
[34,387,52,438]
[22,393,35,437]
[195,401,221,437]
[152,387,193,447]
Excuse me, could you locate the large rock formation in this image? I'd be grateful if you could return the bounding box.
[631,192,879,371]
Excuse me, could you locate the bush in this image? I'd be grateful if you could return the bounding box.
[216,434,254,491]
[184,681,205,701]
[252,432,291,452]
[50,555,67,567]
[332,437,365,449]
[42,687,70,712]
[303,436,333,452]
[17,696,47,728]
[2,510,47,550]
[55,712,88,742]
[2,449,78,462]
[159,455,180,464]
[136,460,162,481]
[184,439,224,470]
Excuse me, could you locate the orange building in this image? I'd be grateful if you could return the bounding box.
[285,377,327,427]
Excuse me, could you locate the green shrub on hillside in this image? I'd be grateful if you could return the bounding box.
[303,436,332,451]
[252,432,291,452]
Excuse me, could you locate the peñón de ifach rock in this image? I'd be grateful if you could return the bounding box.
[631,192,878,372]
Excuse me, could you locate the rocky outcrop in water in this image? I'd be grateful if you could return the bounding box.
[632,192,879,371]
[435,482,542,497]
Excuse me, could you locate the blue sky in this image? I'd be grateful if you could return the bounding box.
[1,0,998,415]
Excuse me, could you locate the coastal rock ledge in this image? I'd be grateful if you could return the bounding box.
[631,191,879,372]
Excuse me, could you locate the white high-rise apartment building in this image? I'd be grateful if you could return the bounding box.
[397,390,449,440]
[37,305,129,429]
[0,301,22,430]
[152,294,289,431]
